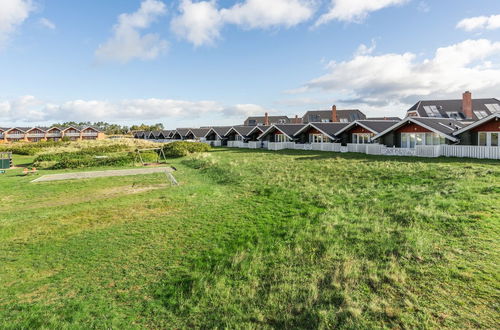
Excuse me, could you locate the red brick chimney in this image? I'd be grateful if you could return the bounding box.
[293,115,301,123]
[264,112,270,126]
[462,91,473,119]
[331,105,338,122]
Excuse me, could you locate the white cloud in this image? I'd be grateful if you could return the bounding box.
[0,0,34,49]
[0,96,272,124]
[39,17,56,30]
[171,0,223,46]
[95,0,168,63]
[457,14,500,32]
[295,39,500,105]
[315,0,408,26]
[171,0,316,46]
[221,0,315,29]
[222,103,268,117]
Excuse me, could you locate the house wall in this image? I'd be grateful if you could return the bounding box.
[396,123,431,133]
[340,125,374,145]
[296,127,321,143]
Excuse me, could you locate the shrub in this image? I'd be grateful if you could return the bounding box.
[49,154,136,169]
[162,142,211,158]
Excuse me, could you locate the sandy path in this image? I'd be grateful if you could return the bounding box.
[31,167,174,183]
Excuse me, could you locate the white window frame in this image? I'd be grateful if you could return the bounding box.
[401,132,446,148]
[352,133,372,144]
[275,133,288,143]
[478,132,499,147]
[309,133,329,143]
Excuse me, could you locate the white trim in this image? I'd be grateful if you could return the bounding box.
[371,118,458,142]
[335,120,397,136]
[292,123,337,140]
[258,124,293,140]
[225,127,246,139]
[453,113,500,135]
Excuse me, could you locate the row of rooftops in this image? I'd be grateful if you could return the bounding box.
[136,112,500,143]
[0,126,101,133]
[242,92,500,126]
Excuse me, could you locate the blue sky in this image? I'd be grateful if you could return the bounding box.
[1,0,500,128]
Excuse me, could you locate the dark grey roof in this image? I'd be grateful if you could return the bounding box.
[228,126,259,137]
[337,120,400,135]
[299,122,350,138]
[208,126,233,138]
[302,109,366,123]
[453,113,500,135]
[190,128,211,138]
[407,98,500,120]
[244,116,290,125]
[366,117,402,121]
[374,117,467,141]
[175,128,192,136]
[259,124,306,139]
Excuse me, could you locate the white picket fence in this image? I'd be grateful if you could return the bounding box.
[364,144,500,159]
[347,144,368,153]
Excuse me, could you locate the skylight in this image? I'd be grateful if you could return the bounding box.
[446,111,463,120]
[423,105,441,117]
[485,104,500,113]
[474,111,488,119]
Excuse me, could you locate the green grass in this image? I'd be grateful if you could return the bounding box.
[0,148,498,329]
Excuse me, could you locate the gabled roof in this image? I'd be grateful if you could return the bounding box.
[226,126,259,138]
[61,126,81,132]
[366,117,402,121]
[247,125,269,136]
[206,126,233,139]
[452,113,500,135]
[26,127,49,133]
[161,130,173,138]
[407,98,500,120]
[294,122,350,140]
[188,128,211,138]
[5,127,30,133]
[372,117,466,142]
[302,109,366,123]
[245,116,290,125]
[258,124,306,140]
[174,128,192,137]
[335,120,400,136]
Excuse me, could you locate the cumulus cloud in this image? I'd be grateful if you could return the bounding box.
[315,0,408,26]
[171,0,223,46]
[95,0,168,63]
[457,14,500,31]
[38,17,56,30]
[0,0,34,49]
[171,0,316,46]
[0,96,272,124]
[222,103,268,117]
[294,39,500,105]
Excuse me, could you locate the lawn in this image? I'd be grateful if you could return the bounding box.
[0,147,499,329]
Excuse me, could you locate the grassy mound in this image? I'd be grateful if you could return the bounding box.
[162,141,211,157]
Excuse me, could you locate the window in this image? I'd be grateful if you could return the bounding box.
[340,118,349,123]
[485,104,500,113]
[474,111,488,119]
[275,134,288,142]
[321,119,330,123]
[401,132,445,148]
[278,119,287,124]
[309,134,330,143]
[423,105,441,117]
[352,133,372,144]
[446,111,463,120]
[478,132,500,147]
[309,115,321,122]
[248,120,256,125]
[479,132,487,146]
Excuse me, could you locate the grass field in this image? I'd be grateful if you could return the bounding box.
[1,147,499,328]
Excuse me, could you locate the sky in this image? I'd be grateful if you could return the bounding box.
[1,0,500,129]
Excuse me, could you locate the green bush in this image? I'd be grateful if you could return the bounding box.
[49,154,135,169]
[162,142,211,158]
[0,140,64,155]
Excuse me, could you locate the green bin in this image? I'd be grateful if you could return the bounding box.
[0,158,10,169]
